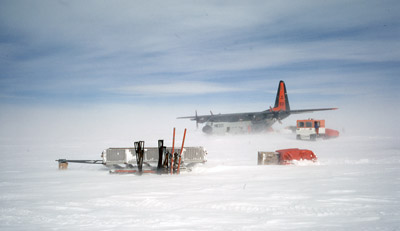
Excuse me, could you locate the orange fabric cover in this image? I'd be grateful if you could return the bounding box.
[275,148,317,164]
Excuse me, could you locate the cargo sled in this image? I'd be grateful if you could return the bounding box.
[258,148,317,165]
[56,128,207,175]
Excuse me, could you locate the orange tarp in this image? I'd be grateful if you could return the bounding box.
[275,148,317,165]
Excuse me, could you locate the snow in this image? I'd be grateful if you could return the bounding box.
[0,129,399,230]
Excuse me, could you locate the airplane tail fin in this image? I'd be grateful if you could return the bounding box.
[272,80,290,112]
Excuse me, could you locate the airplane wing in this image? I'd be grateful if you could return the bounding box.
[289,108,338,114]
[178,108,337,124]
[177,110,274,124]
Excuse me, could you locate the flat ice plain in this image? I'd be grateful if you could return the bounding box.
[0,129,399,230]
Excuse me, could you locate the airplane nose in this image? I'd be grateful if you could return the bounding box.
[202,125,212,134]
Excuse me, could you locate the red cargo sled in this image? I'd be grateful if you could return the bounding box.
[275,148,317,165]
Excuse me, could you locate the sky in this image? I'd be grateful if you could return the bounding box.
[0,0,400,138]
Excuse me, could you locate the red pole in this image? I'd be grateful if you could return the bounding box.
[177,128,187,174]
[170,127,175,174]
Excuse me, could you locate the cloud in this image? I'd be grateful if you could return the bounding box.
[108,81,248,97]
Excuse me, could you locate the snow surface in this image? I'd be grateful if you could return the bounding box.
[0,130,399,230]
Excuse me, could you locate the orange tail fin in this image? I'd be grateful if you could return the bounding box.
[272,80,290,112]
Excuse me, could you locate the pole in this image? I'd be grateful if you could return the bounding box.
[177,128,187,174]
[170,127,175,174]
[157,140,164,171]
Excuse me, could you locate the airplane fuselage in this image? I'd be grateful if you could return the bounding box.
[201,114,289,134]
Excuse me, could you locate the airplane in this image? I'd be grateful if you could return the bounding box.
[177,80,337,134]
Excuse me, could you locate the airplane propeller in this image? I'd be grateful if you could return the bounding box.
[190,110,216,129]
[195,110,199,129]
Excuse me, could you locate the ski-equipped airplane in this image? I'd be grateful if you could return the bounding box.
[178,80,337,134]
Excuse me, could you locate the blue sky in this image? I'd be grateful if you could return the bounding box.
[0,0,399,111]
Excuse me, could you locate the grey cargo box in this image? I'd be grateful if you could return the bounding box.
[257,151,280,165]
